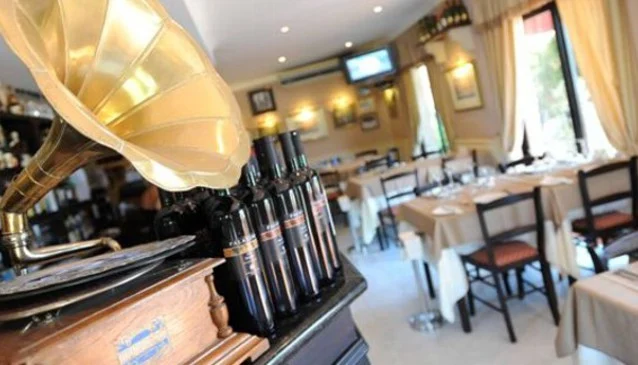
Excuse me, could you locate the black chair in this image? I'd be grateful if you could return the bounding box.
[362,156,389,173]
[411,142,444,161]
[498,153,547,173]
[572,157,638,273]
[463,187,560,343]
[319,170,347,225]
[355,149,378,158]
[378,169,419,249]
[387,147,400,166]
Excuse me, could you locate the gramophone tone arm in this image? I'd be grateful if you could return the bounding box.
[3,232,121,268]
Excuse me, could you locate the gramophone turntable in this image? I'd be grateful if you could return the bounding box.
[0,0,268,363]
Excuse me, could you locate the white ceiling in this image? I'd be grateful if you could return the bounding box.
[184,0,436,86]
[0,0,435,91]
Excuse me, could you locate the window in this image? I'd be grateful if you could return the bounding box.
[519,2,613,158]
[410,64,448,154]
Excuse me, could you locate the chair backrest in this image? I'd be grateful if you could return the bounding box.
[363,156,389,172]
[412,148,444,161]
[380,169,418,209]
[577,157,638,237]
[355,149,378,158]
[475,187,545,266]
[319,170,341,191]
[498,153,546,173]
[387,147,400,165]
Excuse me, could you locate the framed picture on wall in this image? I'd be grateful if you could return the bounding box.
[248,88,277,115]
[445,62,483,111]
[332,102,356,128]
[357,96,376,114]
[285,108,329,141]
[360,113,380,131]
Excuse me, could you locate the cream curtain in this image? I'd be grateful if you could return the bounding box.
[471,0,550,27]
[479,17,525,155]
[399,69,422,154]
[556,0,638,155]
[425,59,455,150]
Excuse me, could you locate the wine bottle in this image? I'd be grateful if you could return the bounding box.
[445,1,454,25]
[204,189,275,336]
[279,132,335,285]
[153,188,182,239]
[289,130,341,272]
[241,159,299,316]
[460,0,469,23]
[453,0,461,24]
[254,136,321,301]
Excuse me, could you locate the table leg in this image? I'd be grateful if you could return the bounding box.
[457,298,472,333]
[346,209,364,254]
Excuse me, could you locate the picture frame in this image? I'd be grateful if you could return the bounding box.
[445,62,483,111]
[285,108,329,141]
[332,102,356,128]
[248,88,277,115]
[360,113,380,131]
[358,96,376,115]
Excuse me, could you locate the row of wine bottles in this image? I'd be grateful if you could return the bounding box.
[153,130,341,337]
[419,0,471,43]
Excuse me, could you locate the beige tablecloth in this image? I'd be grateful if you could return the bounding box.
[556,263,638,364]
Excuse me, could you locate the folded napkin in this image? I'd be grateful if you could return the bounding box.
[473,191,508,204]
[540,175,573,186]
[432,205,463,216]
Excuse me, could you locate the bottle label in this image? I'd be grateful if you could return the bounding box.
[258,222,288,262]
[282,210,310,249]
[223,234,261,277]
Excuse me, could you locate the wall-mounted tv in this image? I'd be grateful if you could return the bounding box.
[342,46,397,84]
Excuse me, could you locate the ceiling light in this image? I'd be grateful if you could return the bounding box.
[280,26,290,33]
[278,56,287,63]
[345,41,353,48]
[373,6,383,13]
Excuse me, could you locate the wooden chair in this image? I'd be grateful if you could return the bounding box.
[572,157,638,273]
[378,170,418,249]
[378,171,436,299]
[463,187,560,343]
[361,156,389,173]
[355,149,378,158]
[498,153,546,173]
[319,170,346,225]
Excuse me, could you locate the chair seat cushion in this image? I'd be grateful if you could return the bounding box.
[572,211,633,232]
[470,240,538,267]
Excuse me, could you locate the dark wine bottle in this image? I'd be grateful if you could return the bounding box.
[279,132,335,285]
[153,188,182,239]
[289,131,342,272]
[241,160,299,316]
[253,136,321,301]
[205,189,275,336]
[445,1,454,25]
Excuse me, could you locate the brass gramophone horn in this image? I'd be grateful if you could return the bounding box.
[0,0,250,270]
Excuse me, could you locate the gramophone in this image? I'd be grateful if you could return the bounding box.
[0,1,268,363]
[0,0,250,272]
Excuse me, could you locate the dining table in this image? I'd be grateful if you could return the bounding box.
[318,154,380,181]
[342,153,475,250]
[556,261,638,364]
[395,157,633,323]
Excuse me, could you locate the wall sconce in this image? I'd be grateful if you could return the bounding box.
[383,86,399,119]
[257,112,280,136]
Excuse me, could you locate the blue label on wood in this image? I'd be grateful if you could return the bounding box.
[116,318,171,365]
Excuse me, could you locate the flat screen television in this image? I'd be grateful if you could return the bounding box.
[342,46,397,84]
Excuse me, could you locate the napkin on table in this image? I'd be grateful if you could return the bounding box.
[540,175,573,186]
[432,205,464,216]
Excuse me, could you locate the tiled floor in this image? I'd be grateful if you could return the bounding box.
[336,227,625,365]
